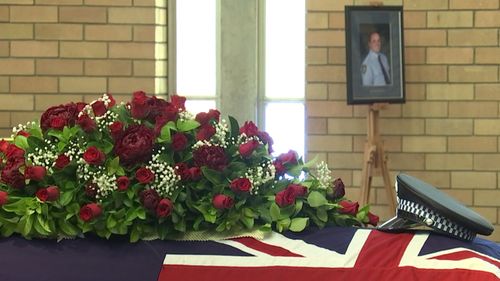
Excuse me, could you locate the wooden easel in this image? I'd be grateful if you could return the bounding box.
[359,103,397,212]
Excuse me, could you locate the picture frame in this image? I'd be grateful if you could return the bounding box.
[345,6,405,105]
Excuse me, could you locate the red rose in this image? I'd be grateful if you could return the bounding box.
[107,93,116,107]
[0,190,8,206]
[273,160,286,176]
[147,96,175,123]
[135,167,154,184]
[114,124,155,167]
[278,150,298,165]
[170,95,186,111]
[207,109,220,122]
[83,146,105,166]
[109,121,124,140]
[36,186,60,202]
[24,166,46,181]
[76,114,96,133]
[287,184,307,197]
[339,200,359,215]
[1,162,25,189]
[91,100,107,117]
[17,130,30,137]
[79,203,102,222]
[239,140,260,158]
[116,176,130,191]
[85,183,97,199]
[275,188,296,208]
[188,167,201,181]
[196,124,216,141]
[54,154,70,169]
[40,103,82,132]
[156,198,173,218]
[0,139,9,154]
[140,188,160,210]
[195,112,210,125]
[130,90,150,119]
[239,121,259,137]
[367,212,379,226]
[193,145,228,171]
[6,144,24,161]
[171,133,188,152]
[332,178,345,199]
[230,178,252,193]
[257,131,274,153]
[212,194,234,209]
[174,163,190,180]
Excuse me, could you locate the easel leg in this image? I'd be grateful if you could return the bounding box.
[360,144,376,206]
[378,146,397,211]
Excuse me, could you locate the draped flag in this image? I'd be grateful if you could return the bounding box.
[159,227,500,281]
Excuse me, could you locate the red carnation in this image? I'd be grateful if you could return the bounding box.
[170,95,186,111]
[367,212,379,226]
[230,178,252,193]
[54,154,70,169]
[0,139,8,154]
[193,145,228,171]
[83,146,105,166]
[114,124,155,167]
[135,167,154,184]
[79,203,102,222]
[171,133,188,152]
[36,186,60,202]
[91,100,107,116]
[339,200,359,216]
[109,121,124,140]
[212,194,234,210]
[6,144,24,161]
[140,188,160,210]
[239,121,259,137]
[1,161,25,189]
[76,114,96,133]
[40,103,82,132]
[116,176,130,191]
[239,140,260,158]
[196,124,216,141]
[156,198,173,218]
[0,190,8,206]
[24,166,46,181]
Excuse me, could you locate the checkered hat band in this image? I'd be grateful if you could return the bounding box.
[398,199,475,241]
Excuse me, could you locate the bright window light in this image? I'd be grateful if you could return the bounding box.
[265,102,305,157]
[185,100,217,115]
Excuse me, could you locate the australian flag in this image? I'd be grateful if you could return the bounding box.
[159,227,500,281]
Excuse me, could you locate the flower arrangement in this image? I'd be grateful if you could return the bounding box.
[0,92,378,242]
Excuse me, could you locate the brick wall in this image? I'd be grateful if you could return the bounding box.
[0,0,167,137]
[306,0,500,241]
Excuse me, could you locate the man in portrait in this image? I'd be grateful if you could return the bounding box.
[361,31,391,86]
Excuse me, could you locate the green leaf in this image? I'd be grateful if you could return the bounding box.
[201,167,224,185]
[34,215,51,235]
[276,218,291,232]
[158,121,176,143]
[307,191,328,208]
[294,200,303,216]
[22,215,34,236]
[303,155,319,168]
[243,207,255,218]
[106,215,117,229]
[59,191,73,207]
[316,207,328,222]
[14,135,29,150]
[59,219,79,236]
[130,225,141,242]
[270,202,280,221]
[289,217,309,232]
[240,216,254,229]
[228,116,240,138]
[176,119,200,132]
[136,208,146,220]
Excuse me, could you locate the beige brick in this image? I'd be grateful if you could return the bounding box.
[0,59,34,75]
[34,94,83,111]
[404,171,451,188]
[0,24,33,39]
[328,118,365,135]
[389,153,425,170]
[134,60,157,76]
[0,94,33,110]
[380,118,424,135]
[35,24,82,40]
[327,48,346,65]
[403,0,448,10]
[426,154,473,170]
[404,30,446,46]
[36,59,83,75]
[474,154,500,171]
[85,60,132,76]
[109,43,154,59]
[353,135,401,152]
[108,77,154,93]
[0,77,8,92]
[10,111,41,127]
[0,42,9,56]
[308,12,328,29]
[307,30,344,47]
[402,101,447,117]
[476,84,500,100]
[306,83,328,100]
[427,11,472,28]
[133,26,155,42]
[403,11,426,28]
[380,105,403,118]
[476,48,500,64]
[84,0,131,5]
[406,84,426,100]
[0,112,10,127]
[60,42,107,58]
[307,0,352,11]
[59,7,106,23]
[328,12,344,29]
[452,171,497,189]
[308,135,352,152]
[426,47,473,64]
[475,11,500,27]
[405,65,447,82]
[426,84,473,100]
[448,29,498,46]
[36,0,83,4]
[405,47,425,64]
[307,65,345,82]
[474,190,500,206]
[109,7,155,24]
[449,101,498,118]
[443,189,473,206]
[85,25,132,41]
[11,77,57,93]
[307,48,327,64]
[0,6,9,22]
[449,137,498,153]
[449,66,498,82]
[327,152,363,169]
[133,0,157,6]
[328,83,347,100]
[60,77,106,93]
[306,101,352,117]
[10,6,57,23]
[402,136,446,152]
[11,41,58,57]
[475,120,500,135]
[472,207,497,224]
[307,118,327,134]
[426,119,473,135]
[450,0,499,9]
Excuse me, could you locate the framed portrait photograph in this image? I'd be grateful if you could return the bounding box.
[345,6,405,105]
